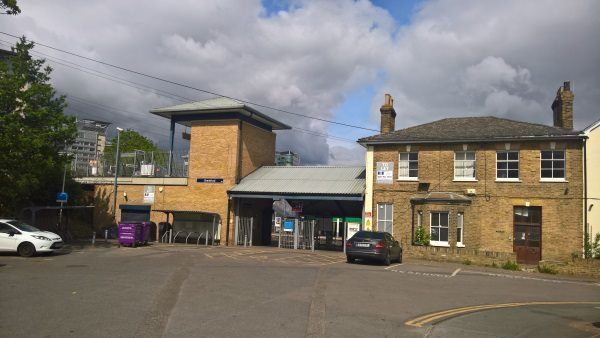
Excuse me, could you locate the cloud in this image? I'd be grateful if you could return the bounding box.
[1,0,598,165]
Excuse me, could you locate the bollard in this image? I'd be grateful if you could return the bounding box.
[169,229,173,244]
[104,229,108,243]
[91,231,96,245]
[205,230,209,247]
[244,234,247,247]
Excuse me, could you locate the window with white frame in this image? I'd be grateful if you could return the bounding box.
[457,213,464,247]
[430,212,449,246]
[454,151,476,180]
[377,203,393,234]
[496,151,519,180]
[541,150,565,180]
[398,152,418,179]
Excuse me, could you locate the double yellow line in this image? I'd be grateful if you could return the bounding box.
[405,301,600,327]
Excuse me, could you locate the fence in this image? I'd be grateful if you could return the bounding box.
[70,150,188,178]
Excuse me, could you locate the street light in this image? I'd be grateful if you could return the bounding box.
[112,127,124,220]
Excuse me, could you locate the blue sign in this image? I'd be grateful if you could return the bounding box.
[56,192,68,203]
[283,220,295,232]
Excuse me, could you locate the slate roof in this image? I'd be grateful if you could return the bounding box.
[229,166,365,196]
[358,116,583,145]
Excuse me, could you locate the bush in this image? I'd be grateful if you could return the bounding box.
[462,259,472,265]
[593,233,600,259]
[501,260,520,271]
[414,225,430,246]
[538,264,558,274]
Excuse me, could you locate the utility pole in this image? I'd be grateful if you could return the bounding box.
[112,127,123,220]
[57,141,68,231]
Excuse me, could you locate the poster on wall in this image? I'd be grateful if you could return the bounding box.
[143,185,155,204]
[376,162,394,184]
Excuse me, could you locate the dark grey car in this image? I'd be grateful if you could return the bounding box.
[346,231,402,266]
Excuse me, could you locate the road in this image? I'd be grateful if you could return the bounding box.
[0,244,599,337]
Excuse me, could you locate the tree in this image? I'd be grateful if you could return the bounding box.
[0,37,76,215]
[104,129,159,158]
[1,0,20,15]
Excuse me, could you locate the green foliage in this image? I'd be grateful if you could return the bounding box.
[537,264,558,274]
[104,129,159,159]
[462,259,472,265]
[593,233,600,259]
[414,225,430,246]
[501,260,520,271]
[0,37,76,215]
[1,0,20,15]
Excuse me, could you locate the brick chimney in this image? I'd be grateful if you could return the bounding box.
[552,81,574,130]
[380,93,396,134]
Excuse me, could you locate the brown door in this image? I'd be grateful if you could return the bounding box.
[513,206,542,264]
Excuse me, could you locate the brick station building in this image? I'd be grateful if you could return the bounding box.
[360,82,585,264]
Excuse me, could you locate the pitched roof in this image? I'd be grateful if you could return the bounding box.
[150,97,291,130]
[229,166,365,196]
[359,116,583,145]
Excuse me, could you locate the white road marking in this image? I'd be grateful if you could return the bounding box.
[451,268,461,277]
[204,253,213,259]
[385,263,403,270]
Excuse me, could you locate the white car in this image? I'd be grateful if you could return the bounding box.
[0,219,63,257]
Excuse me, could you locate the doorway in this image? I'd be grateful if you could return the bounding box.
[513,206,542,264]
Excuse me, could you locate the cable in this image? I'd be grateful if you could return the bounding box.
[0,31,379,132]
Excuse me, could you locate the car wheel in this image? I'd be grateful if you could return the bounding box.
[346,256,355,263]
[383,252,391,266]
[17,242,36,257]
[398,253,403,264]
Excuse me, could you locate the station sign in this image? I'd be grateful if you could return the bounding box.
[197,178,224,183]
[283,219,295,232]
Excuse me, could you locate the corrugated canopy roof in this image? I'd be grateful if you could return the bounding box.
[229,166,365,196]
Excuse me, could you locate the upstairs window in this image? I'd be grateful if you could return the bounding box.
[496,151,519,180]
[541,150,565,180]
[454,151,476,180]
[398,152,418,179]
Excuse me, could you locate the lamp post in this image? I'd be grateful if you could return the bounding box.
[112,127,123,220]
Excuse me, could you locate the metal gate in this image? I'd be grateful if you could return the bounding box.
[277,219,315,251]
[235,216,253,246]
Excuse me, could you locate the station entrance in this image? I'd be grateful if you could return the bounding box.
[231,197,363,251]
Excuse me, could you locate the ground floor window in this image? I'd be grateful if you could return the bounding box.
[430,212,449,246]
[457,212,464,247]
[377,203,393,234]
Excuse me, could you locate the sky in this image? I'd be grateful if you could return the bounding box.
[1,0,599,165]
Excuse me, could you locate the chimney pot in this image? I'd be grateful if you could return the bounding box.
[552,81,574,130]
[380,94,396,134]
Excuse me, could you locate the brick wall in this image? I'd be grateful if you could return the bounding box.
[371,140,584,262]
[93,119,276,245]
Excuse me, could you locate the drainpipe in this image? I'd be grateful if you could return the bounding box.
[411,203,415,245]
[226,196,231,246]
[583,138,589,257]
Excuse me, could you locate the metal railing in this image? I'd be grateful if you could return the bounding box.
[70,150,189,178]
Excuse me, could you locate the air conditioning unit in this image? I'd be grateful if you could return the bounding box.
[465,188,477,196]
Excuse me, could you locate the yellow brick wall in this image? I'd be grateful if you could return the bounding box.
[371,140,584,261]
[94,119,276,245]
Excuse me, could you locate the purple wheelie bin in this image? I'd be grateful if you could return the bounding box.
[118,222,143,247]
[140,222,151,245]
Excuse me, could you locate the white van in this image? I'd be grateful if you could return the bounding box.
[0,219,63,257]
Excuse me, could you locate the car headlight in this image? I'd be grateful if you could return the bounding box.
[31,235,51,241]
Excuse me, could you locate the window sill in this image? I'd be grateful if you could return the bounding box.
[456,244,465,248]
[430,241,450,247]
[397,177,419,182]
[453,178,478,182]
[495,178,521,182]
[540,179,568,183]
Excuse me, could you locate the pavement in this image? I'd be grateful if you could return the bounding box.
[0,244,599,337]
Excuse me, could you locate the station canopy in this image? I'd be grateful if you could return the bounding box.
[229,166,365,201]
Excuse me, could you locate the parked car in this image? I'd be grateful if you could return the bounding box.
[0,219,63,257]
[346,231,402,266]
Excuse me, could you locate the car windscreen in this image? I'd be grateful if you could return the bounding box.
[351,231,385,240]
[7,221,40,232]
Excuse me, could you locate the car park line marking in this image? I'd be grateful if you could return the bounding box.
[204,253,213,259]
[451,268,461,277]
[405,301,600,328]
[462,270,599,286]
[385,263,403,270]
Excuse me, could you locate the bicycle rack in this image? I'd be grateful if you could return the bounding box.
[172,231,184,243]
[185,232,198,244]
